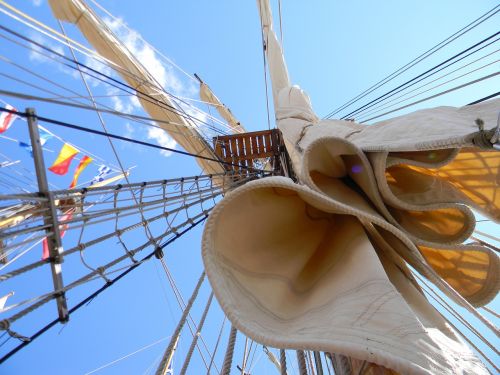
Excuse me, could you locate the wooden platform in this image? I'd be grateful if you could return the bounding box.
[213,129,293,178]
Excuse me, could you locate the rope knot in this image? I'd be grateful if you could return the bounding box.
[154,247,164,259]
[0,319,10,330]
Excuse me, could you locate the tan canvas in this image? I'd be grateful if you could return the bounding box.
[203,177,489,374]
[201,1,500,373]
[49,0,225,176]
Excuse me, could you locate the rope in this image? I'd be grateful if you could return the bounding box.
[257,0,272,130]
[341,31,500,120]
[361,71,499,123]
[307,351,316,375]
[0,106,268,173]
[83,336,172,375]
[414,273,498,355]
[179,292,214,375]
[0,194,219,282]
[417,277,499,372]
[206,316,226,375]
[324,4,500,118]
[240,337,249,374]
[221,326,237,375]
[296,350,308,375]
[159,260,212,372]
[0,216,207,364]
[482,306,500,319]
[357,56,499,122]
[0,21,232,136]
[155,272,206,375]
[313,352,324,375]
[280,349,287,375]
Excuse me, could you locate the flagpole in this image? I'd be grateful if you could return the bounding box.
[26,107,69,323]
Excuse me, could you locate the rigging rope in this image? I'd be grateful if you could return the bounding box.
[0,214,208,364]
[179,292,214,375]
[257,0,273,130]
[340,31,500,120]
[360,71,499,122]
[221,326,237,375]
[296,350,308,375]
[323,4,500,118]
[155,271,206,375]
[356,54,499,121]
[280,349,287,375]
[206,316,226,375]
[0,23,231,136]
[0,106,268,173]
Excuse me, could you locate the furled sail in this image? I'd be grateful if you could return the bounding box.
[196,74,246,134]
[202,0,499,374]
[48,0,225,176]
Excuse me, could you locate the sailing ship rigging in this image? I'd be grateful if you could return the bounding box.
[0,0,498,373]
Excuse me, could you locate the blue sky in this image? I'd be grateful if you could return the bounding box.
[0,0,499,374]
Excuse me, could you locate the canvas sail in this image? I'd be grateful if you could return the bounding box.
[48,0,225,176]
[201,0,499,374]
[198,77,246,134]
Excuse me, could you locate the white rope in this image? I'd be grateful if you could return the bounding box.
[84,335,172,375]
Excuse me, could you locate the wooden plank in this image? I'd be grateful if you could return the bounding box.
[230,137,238,172]
[265,133,272,153]
[244,136,251,158]
[223,139,231,160]
[235,137,244,158]
[251,135,258,155]
[256,135,263,155]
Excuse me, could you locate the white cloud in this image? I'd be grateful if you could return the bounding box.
[124,122,134,138]
[29,33,65,64]
[146,126,176,157]
[103,16,185,95]
[32,0,43,6]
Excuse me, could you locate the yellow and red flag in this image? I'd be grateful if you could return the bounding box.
[48,143,79,175]
[69,155,93,189]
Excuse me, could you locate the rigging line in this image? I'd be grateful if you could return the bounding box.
[257,0,273,130]
[1,208,211,319]
[0,72,120,171]
[58,21,161,258]
[473,230,500,244]
[414,273,498,354]
[206,316,227,375]
[278,0,284,51]
[0,25,229,135]
[482,306,500,319]
[240,336,249,375]
[360,71,499,123]
[0,215,208,365]
[155,271,207,375]
[467,91,500,105]
[357,58,500,122]
[0,1,185,109]
[83,336,172,375]
[179,292,214,375]
[82,6,230,139]
[354,49,500,120]
[0,86,222,143]
[0,0,140,79]
[0,107,268,173]
[340,31,500,120]
[324,4,500,118]
[415,275,499,372]
[0,53,174,167]
[158,260,213,371]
